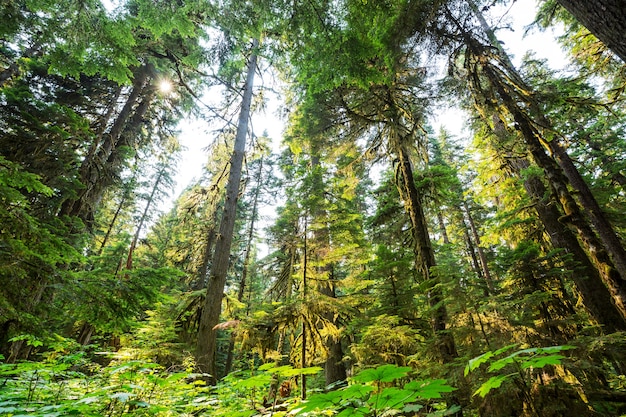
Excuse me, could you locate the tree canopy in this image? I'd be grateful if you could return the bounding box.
[2,0,626,416]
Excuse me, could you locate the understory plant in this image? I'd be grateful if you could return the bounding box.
[292,364,459,416]
[464,344,576,398]
[0,339,213,416]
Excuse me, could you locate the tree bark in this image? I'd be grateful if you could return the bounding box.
[196,40,258,383]
[506,156,626,332]
[126,167,165,270]
[556,0,626,63]
[485,65,626,320]
[395,144,458,363]
[548,141,626,284]
[224,155,264,376]
[464,4,626,325]
[60,64,153,227]
[192,225,217,291]
[462,201,496,294]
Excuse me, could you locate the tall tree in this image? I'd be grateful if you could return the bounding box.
[196,38,258,382]
[443,2,626,323]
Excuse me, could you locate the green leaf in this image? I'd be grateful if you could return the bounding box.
[403,403,424,413]
[465,344,517,376]
[233,373,272,389]
[109,392,134,402]
[336,406,368,416]
[473,374,516,397]
[258,362,279,371]
[352,364,412,383]
[341,384,375,400]
[297,390,344,413]
[426,404,462,416]
[76,396,101,404]
[519,354,566,370]
[405,379,456,399]
[368,387,417,410]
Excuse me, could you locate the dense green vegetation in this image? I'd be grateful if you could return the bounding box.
[2,0,626,415]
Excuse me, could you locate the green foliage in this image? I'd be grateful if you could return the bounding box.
[351,315,424,367]
[0,340,214,416]
[293,364,457,416]
[465,344,576,397]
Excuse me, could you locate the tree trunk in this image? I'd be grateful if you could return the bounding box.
[196,40,258,383]
[556,0,626,63]
[60,64,153,227]
[437,211,451,244]
[224,155,264,376]
[485,65,626,320]
[463,5,626,324]
[192,203,221,291]
[301,215,308,400]
[308,151,348,387]
[395,143,462,416]
[463,221,489,296]
[548,142,626,283]
[320,271,347,386]
[395,144,458,363]
[477,1,626,285]
[98,190,128,256]
[126,167,165,270]
[462,201,496,294]
[505,156,626,332]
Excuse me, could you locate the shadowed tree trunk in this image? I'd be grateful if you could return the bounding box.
[505,155,626,332]
[462,201,496,294]
[556,0,626,62]
[126,167,165,270]
[458,3,626,325]
[471,0,626,284]
[224,154,264,376]
[395,143,459,363]
[484,63,626,320]
[196,39,258,384]
[60,64,154,227]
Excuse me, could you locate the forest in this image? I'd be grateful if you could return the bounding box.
[2,0,626,415]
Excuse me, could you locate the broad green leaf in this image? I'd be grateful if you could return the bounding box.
[404,403,424,413]
[109,392,134,402]
[352,364,412,383]
[474,374,516,397]
[465,344,517,376]
[336,406,368,416]
[76,396,101,404]
[341,384,375,400]
[233,373,272,389]
[258,362,279,371]
[405,379,456,399]
[368,387,417,410]
[536,345,576,354]
[426,404,462,416]
[297,390,344,413]
[520,354,566,370]
[465,351,493,376]
[487,355,518,372]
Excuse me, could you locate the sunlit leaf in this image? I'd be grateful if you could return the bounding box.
[352,364,412,383]
[474,374,516,397]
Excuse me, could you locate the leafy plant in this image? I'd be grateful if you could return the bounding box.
[465,344,576,397]
[0,341,214,416]
[292,364,458,416]
[216,362,323,416]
